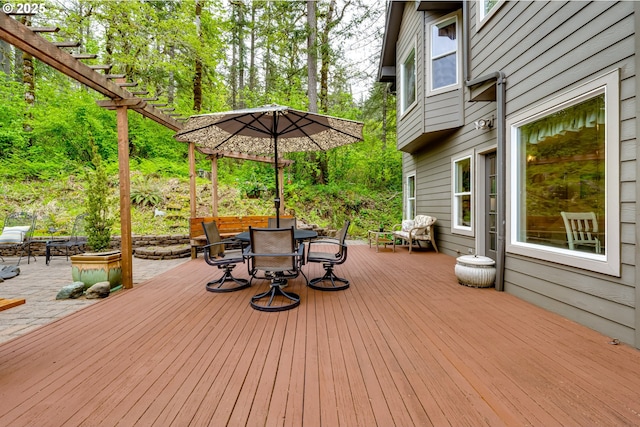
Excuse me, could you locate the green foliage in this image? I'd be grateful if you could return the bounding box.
[130,175,164,208]
[0,1,401,241]
[85,143,114,251]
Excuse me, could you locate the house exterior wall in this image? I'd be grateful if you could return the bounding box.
[388,1,639,348]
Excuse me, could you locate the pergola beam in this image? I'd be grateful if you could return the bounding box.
[0,13,182,131]
[0,13,184,289]
[192,146,294,217]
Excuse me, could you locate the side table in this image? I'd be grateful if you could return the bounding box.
[367,230,395,252]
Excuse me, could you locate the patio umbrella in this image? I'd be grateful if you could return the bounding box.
[174,104,364,226]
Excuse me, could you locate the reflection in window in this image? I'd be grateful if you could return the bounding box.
[401,48,416,113]
[517,94,605,254]
[431,16,458,90]
[480,0,499,21]
[406,174,416,219]
[453,156,472,229]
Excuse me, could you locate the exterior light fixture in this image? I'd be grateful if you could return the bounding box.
[474,118,493,130]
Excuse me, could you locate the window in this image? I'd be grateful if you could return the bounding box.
[479,0,501,21]
[507,70,620,276]
[400,47,416,114]
[477,0,504,29]
[430,14,460,92]
[452,154,473,234]
[406,173,416,219]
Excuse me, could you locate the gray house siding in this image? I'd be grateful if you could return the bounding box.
[386,1,638,348]
[422,11,464,133]
[396,3,425,152]
[474,1,637,345]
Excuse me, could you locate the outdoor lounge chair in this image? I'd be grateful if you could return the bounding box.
[0,211,37,265]
[561,211,602,254]
[46,213,87,265]
[307,219,350,291]
[202,221,249,293]
[392,215,438,254]
[245,226,307,312]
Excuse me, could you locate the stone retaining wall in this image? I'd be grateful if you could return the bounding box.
[0,234,191,258]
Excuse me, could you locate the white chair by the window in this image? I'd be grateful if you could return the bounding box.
[560,211,601,254]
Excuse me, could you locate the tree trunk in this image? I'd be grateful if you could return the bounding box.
[0,40,10,75]
[248,2,257,93]
[237,1,245,109]
[167,45,175,104]
[307,0,318,113]
[319,0,336,113]
[382,83,388,151]
[193,0,203,112]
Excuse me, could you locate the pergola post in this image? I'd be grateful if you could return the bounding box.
[116,106,133,289]
[278,165,285,216]
[211,156,218,216]
[189,142,197,217]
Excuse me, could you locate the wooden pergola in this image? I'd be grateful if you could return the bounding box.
[0,13,295,288]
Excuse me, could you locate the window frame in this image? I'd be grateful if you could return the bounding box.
[451,152,474,236]
[506,70,620,277]
[476,0,504,30]
[400,42,417,116]
[428,11,461,95]
[406,172,416,220]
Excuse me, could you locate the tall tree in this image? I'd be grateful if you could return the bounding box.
[193,0,203,112]
[307,0,318,113]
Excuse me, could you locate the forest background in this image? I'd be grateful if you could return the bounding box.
[0,0,400,239]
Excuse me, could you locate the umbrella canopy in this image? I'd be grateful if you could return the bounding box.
[175,104,364,225]
[175,104,363,153]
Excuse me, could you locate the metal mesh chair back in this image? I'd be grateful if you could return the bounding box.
[336,220,350,256]
[4,212,36,236]
[267,217,296,229]
[70,214,87,244]
[202,221,224,257]
[249,227,295,271]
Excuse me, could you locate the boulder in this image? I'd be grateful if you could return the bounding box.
[85,281,111,299]
[56,282,85,300]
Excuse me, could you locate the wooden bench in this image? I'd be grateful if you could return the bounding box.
[189,215,293,258]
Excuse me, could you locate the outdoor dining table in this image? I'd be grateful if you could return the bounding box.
[235,229,318,243]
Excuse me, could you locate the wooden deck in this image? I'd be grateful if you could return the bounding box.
[1,244,639,426]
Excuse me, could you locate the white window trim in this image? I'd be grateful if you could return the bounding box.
[427,11,462,96]
[400,40,418,116]
[476,0,505,31]
[406,171,416,220]
[506,69,620,277]
[451,151,474,236]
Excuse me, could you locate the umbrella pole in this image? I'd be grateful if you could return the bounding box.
[273,113,280,227]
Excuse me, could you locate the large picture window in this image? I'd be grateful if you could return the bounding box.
[430,14,459,92]
[400,47,416,114]
[452,154,473,234]
[507,70,620,276]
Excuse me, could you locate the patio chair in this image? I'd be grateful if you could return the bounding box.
[245,226,307,312]
[267,217,297,229]
[202,221,249,293]
[561,211,601,254]
[46,213,87,265]
[392,215,438,254]
[307,219,350,291]
[0,211,37,265]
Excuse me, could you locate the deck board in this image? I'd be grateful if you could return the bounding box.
[1,245,640,426]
